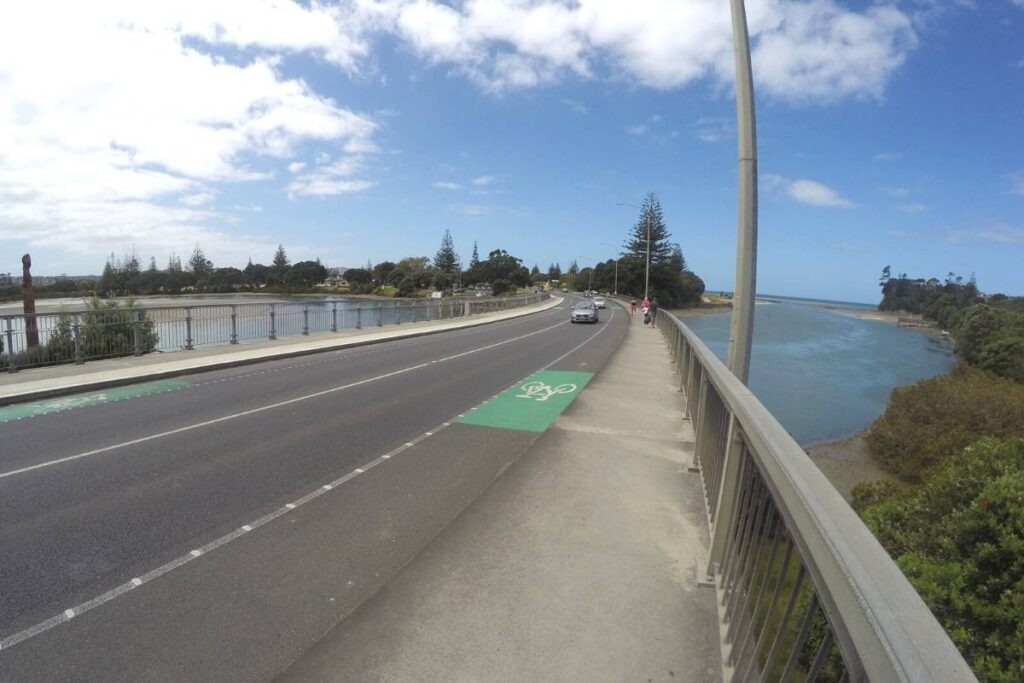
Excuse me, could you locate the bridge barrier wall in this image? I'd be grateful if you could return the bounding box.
[1,293,549,373]
[658,309,975,682]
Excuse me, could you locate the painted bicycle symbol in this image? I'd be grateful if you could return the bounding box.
[516,380,577,402]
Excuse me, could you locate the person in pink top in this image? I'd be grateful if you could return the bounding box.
[641,296,650,324]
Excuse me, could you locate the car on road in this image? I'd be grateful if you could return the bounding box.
[592,296,607,309]
[570,300,599,324]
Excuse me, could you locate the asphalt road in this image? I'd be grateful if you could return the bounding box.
[0,296,627,682]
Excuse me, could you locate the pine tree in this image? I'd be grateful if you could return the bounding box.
[272,245,289,273]
[434,229,460,272]
[668,244,688,273]
[624,192,673,265]
[188,244,211,274]
[167,254,182,272]
[469,241,480,270]
[147,257,158,273]
[123,250,141,277]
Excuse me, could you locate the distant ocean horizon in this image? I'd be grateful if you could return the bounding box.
[678,300,953,445]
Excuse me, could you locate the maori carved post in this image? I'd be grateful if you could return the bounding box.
[22,253,40,348]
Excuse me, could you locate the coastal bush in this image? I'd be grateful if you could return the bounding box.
[860,437,1024,681]
[849,479,909,514]
[491,279,512,296]
[865,365,1024,482]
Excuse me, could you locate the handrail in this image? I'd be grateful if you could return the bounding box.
[1,293,550,372]
[0,292,545,316]
[658,308,975,681]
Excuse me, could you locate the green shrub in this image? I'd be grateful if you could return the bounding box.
[849,479,908,514]
[865,365,1024,482]
[491,278,512,296]
[79,298,158,358]
[861,438,1024,681]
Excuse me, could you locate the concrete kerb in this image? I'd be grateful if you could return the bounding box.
[0,297,563,407]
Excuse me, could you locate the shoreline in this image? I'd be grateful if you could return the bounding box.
[803,431,896,499]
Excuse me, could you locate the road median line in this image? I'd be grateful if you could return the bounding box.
[0,297,562,407]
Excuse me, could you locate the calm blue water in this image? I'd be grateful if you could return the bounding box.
[681,302,955,445]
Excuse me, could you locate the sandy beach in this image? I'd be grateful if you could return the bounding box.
[804,432,897,499]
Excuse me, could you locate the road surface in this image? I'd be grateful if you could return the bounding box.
[0,296,627,681]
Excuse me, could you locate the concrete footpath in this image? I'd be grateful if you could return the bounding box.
[0,297,560,406]
[279,309,722,682]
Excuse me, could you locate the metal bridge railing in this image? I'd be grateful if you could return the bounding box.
[1,293,549,373]
[659,309,975,682]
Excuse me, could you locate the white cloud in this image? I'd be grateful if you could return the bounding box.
[947,225,1024,245]
[900,202,928,214]
[786,179,854,208]
[693,116,732,143]
[626,125,648,135]
[433,181,462,190]
[363,0,917,101]
[288,162,307,174]
[471,175,495,186]
[451,204,488,216]
[0,1,379,263]
[561,98,589,114]
[875,152,903,161]
[180,191,217,207]
[288,159,375,197]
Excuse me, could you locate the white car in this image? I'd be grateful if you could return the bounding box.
[592,296,607,309]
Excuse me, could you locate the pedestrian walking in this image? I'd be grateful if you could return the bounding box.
[649,298,659,328]
[630,298,637,317]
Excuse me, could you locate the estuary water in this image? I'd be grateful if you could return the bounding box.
[678,302,955,445]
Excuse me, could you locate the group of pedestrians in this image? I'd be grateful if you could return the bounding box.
[629,296,658,327]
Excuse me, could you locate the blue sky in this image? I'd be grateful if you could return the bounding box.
[2,1,1022,304]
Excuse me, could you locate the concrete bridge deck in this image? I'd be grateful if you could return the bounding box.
[279,312,722,682]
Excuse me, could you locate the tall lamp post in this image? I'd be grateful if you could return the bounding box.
[599,241,620,295]
[616,202,651,299]
[725,0,759,385]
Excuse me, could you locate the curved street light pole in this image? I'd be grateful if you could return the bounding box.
[725,0,759,385]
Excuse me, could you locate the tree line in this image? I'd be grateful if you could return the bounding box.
[91,245,329,296]
[852,267,1024,680]
[879,267,1024,382]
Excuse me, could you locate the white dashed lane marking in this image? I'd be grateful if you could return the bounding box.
[0,302,603,654]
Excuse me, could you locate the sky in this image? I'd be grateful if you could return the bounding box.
[1,0,1022,304]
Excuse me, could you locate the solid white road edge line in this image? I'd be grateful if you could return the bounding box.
[0,306,614,654]
[0,319,570,481]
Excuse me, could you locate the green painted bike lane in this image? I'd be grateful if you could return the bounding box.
[457,370,594,433]
[0,379,191,423]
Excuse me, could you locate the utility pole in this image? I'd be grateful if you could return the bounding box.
[600,242,620,295]
[725,0,759,385]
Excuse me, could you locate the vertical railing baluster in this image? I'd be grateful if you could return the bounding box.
[4,318,16,373]
[184,307,194,350]
[302,305,309,335]
[132,309,142,356]
[72,313,83,364]
[269,304,277,340]
[356,305,362,330]
[331,301,338,332]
